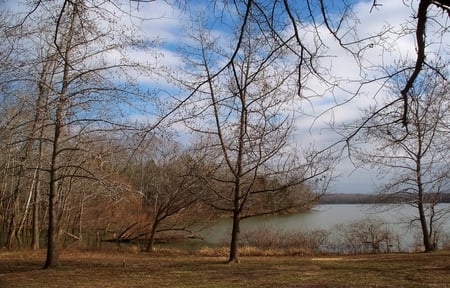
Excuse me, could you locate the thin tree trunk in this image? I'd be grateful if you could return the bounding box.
[32,47,52,251]
[6,213,17,250]
[415,118,434,253]
[32,178,40,250]
[416,162,433,252]
[17,169,39,237]
[44,0,78,268]
[228,208,241,263]
[78,192,84,241]
[31,130,44,251]
[44,176,59,268]
[417,201,434,252]
[6,183,20,249]
[228,183,242,263]
[146,220,158,252]
[44,115,62,268]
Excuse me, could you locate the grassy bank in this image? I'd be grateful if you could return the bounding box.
[1,249,449,287]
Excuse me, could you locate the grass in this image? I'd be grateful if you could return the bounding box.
[1,249,450,287]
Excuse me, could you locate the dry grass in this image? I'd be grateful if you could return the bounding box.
[1,249,450,287]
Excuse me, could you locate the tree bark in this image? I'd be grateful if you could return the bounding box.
[44,118,62,269]
[228,209,241,263]
[229,184,242,263]
[6,213,17,250]
[32,181,40,250]
[418,201,434,252]
[417,175,434,252]
[415,106,435,253]
[6,183,21,249]
[44,178,59,269]
[44,0,78,268]
[146,220,158,252]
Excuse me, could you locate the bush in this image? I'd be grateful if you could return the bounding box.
[195,246,229,257]
[331,217,400,254]
[239,225,329,254]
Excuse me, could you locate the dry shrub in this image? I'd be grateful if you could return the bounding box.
[240,225,329,255]
[239,246,287,256]
[332,217,400,254]
[195,245,305,257]
[149,247,188,256]
[125,244,141,254]
[238,246,265,256]
[195,246,229,257]
[286,247,313,256]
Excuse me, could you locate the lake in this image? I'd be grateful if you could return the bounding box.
[195,204,450,252]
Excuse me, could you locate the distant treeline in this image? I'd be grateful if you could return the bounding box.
[319,193,450,204]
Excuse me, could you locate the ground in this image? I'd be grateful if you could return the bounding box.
[0,249,450,287]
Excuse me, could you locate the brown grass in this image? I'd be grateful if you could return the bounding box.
[1,249,450,287]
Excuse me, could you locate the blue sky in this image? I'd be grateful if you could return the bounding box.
[125,1,414,193]
[131,0,448,194]
[2,0,448,194]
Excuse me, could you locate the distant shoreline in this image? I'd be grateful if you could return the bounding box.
[319,193,450,204]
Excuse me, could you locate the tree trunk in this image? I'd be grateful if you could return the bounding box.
[32,201,40,250]
[44,0,78,268]
[417,201,434,252]
[146,220,158,252]
[32,177,41,250]
[44,87,64,269]
[17,172,38,238]
[416,139,434,252]
[6,213,17,250]
[31,111,44,251]
[44,92,63,269]
[6,184,21,249]
[44,178,59,269]
[228,209,240,263]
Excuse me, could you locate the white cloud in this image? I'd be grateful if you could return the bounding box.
[285,1,448,193]
[132,0,446,194]
[4,0,447,194]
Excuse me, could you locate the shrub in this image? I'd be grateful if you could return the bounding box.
[331,217,400,254]
[239,225,329,254]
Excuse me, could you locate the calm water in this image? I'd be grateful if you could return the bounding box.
[197,204,450,251]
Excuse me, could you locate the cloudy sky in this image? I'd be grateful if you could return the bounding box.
[122,0,447,194]
[2,0,448,194]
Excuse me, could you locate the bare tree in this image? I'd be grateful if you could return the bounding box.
[178,16,334,263]
[335,217,399,254]
[123,138,203,252]
[3,0,447,261]
[147,0,448,128]
[1,0,155,268]
[348,68,450,252]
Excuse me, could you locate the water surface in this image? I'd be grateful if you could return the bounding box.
[198,204,450,250]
